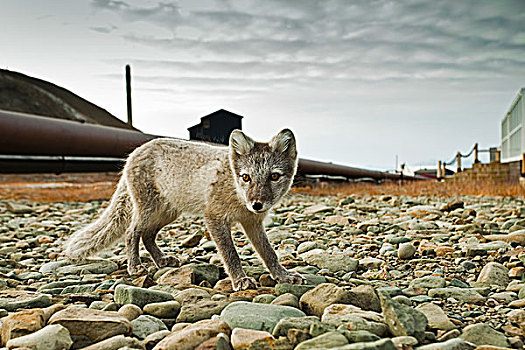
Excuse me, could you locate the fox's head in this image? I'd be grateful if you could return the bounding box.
[229,129,298,214]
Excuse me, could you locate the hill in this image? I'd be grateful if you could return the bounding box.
[0,69,134,130]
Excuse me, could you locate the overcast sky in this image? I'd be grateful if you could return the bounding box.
[1,0,524,171]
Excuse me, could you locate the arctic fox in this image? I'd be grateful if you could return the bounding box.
[64,129,304,290]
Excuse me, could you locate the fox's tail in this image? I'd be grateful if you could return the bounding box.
[64,179,132,261]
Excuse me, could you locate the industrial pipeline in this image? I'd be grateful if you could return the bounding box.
[0,109,424,181]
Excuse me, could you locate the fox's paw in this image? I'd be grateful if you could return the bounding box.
[232,276,257,291]
[275,270,306,285]
[128,264,147,276]
[157,255,180,268]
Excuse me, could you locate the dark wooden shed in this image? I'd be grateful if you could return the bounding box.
[188,109,243,145]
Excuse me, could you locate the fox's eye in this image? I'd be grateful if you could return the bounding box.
[270,172,280,181]
[241,174,251,182]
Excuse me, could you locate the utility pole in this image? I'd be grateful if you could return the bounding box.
[126,65,132,127]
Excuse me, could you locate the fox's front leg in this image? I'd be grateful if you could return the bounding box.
[205,215,257,291]
[241,219,305,285]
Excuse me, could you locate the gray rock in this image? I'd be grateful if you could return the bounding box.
[130,314,168,339]
[176,299,229,323]
[117,304,142,321]
[428,288,484,303]
[38,280,89,292]
[39,261,71,275]
[331,338,396,350]
[398,243,417,259]
[416,338,476,350]
[415,303,455,331]
[337,328,380,343]
[6,202,33,214]
[392,336,418,348]
[56,260,118,275]
[304,204,334,215]
[410,276,447,289]
[273,316,323,337]
[346,284,381,312]
[61,283,100,294]
[220,301,305,333]
[295,331,348,350]
[299,283,353,317]
[180,233,203,247]
[475,262,509,288]
[459,323,510,347]
[297,241,320,254]
[189,263,220,286]
[0,291,51,311]
[114,285,173,308]
[5,324,72,350]
[48,307,132,349]
[379,292,428,342]
[301,251,358,273]
[275,283,315,298]
[309,321,337,337]
[173,288,210,304]
[253,294,277,304]
[440,201,464,212]
[321,304,388,337]
[143,300,181,319]
[79,335,144,350]
[271,293,299,308]
[142,330,171,350]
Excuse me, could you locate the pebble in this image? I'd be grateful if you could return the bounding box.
[48,307,132,348]
[379,292,427,342]
[114,284,174,308]
[459,323,510,347]
[295,331,348,349]
[0,193,523,349]
[5,324,72,350]
[143,300,181,318]
[130,314,168,339]
[220,301,306,333]
[230,328,274,349]
[398,242,417,259]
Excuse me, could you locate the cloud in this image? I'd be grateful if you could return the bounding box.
[90,0,525,79]
[90,24,118,33]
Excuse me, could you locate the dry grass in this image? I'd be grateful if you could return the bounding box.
[0,181,117,202]
[291,179,525,198]
[0,173,119,202]
[1,172,523,203]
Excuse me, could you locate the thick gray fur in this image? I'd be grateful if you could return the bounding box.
[63,129,304,290]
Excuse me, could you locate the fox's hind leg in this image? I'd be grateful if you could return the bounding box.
[141,215,180,269]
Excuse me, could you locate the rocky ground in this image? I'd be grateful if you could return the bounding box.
[0,193,525,349]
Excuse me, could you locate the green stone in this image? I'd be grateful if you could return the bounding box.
[114,284,173,308]
[220,301,306,333]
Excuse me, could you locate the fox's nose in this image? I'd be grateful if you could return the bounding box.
[252,202,263,211]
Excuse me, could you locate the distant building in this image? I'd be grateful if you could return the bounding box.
[501,87,524,162]
[188,109,243,145]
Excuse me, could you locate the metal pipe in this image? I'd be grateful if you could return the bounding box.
[0,110,157,157]
[0,155,123,174]
[0,109,426,180]
[297,158,423,181]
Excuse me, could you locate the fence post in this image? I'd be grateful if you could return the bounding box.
[522,153,525,176]
[456,152,461,173]
[474,143,479,163]
[437,161,442,179]
[442,161,447,178]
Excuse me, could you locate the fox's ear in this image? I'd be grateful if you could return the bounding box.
[229,130,255,155]
[270,129,297,158]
